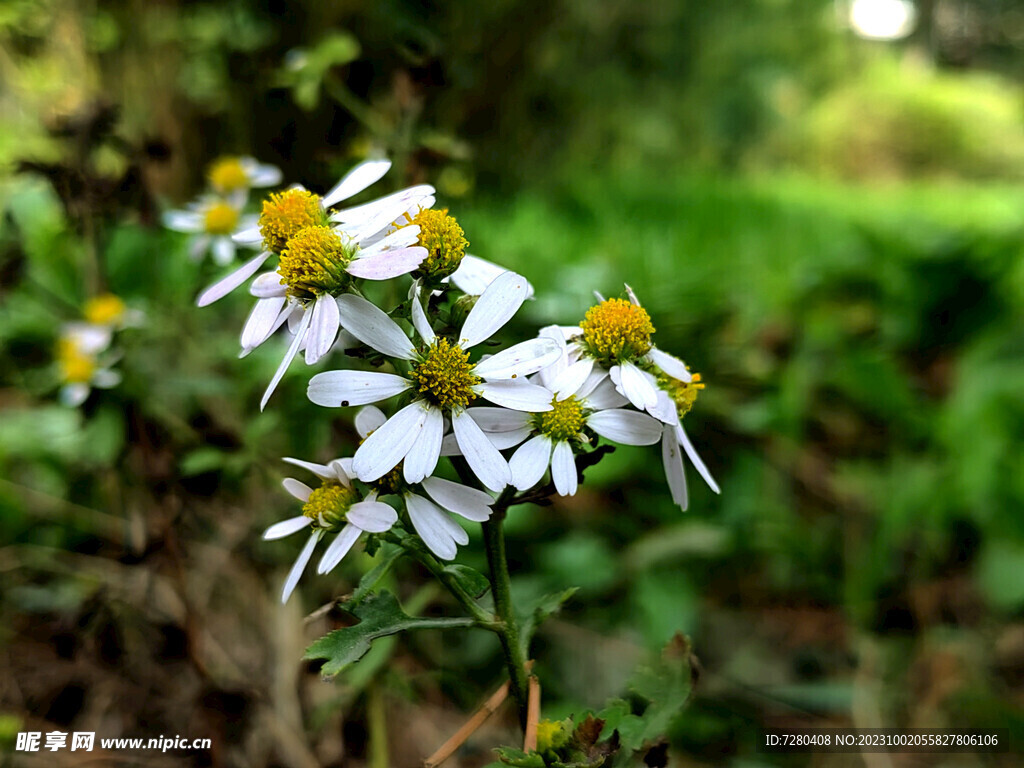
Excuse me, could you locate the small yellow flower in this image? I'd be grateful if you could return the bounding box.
[207,157,250,193]
[259,189,329,253]
[57,338,96,384]
[83,294,126,326]
[405,208,468,279]
[409,338,482,410]
[580,298,654,364]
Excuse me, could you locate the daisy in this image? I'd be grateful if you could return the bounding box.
[559,285,694,416]
[196,158,433,308]
[82,293,143,330]
[262,456,398,604]
[307,271,561,492]
[354,406,495,560]
[163,196,258,266]
[56,329,121,407]
[206,155,282,205]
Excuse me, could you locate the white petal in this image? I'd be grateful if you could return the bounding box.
[282,477,313,501]
[260,309,311,411]
[346,191,430,242]
[648,390,680,425]
[346,246,425,280]
[649,347,692,383]
[458,271,530,349]
[304,295,341,365]
[352,401,429,481]
[358,225,421,255]
[624,284,642,305]
[583,375,628,410]
[410,292,435,344]
[535,326,569,388]
[282,457,335,480]
[420,477,494,522]
[331,184,434,227]
[586,409,662,446]
[449,254,534,298]
[321,158,392,208]
[662,426,688,510]
[232,226,263,245]
[405,493,467,560]
[403,405,444,483]
[472,338,562,380]
[241,296,286,351]
[464,407,531,432]
[509,435,553,491]
[196,251,272,307]
[281,531,319,603]
[355,405,387,438]
[487,426,532,450]
[263,515,309,540]
[677,423,720,494]
[335,294,416,360]
[92,369,121,389]
[327,459,353,486]
[452,409,511,492]
[611,361,659,410]
[439,433,461,457]
[316,525,363,574]
[551,358,594,400]
[163,209,201,232]
[250,271,287,298]
[212,236,235,266]
[345,500,398,533]
[476,380,554,412]
[550,440,577,496]
[247,163,283,188]
[307,370,412,407]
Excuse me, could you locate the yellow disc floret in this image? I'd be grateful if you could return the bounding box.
[83,294,126,326]
[409,338,481,410]
[203,201,240,235]
[258,189,328,253]
[58,338,96,384]
[406,208,468,279]
[302,482,361,529]
[537,395,585,442]
[658,371,704,418]
[579,298,654,364]
[277,225,356,300]
[207,157,249,192]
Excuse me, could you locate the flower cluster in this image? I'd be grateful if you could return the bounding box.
[185,157,719,602]
[56,293,140,407]
[163,156,281,267]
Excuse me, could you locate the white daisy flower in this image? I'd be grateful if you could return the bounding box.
[163,197,259,266]
[263,456,398,604]
[652,372,720,510]
[353,406,494,560]
[196,158,433,308]
[560,285,694,417]
[206,155,282,206]
[56,329,121,407]
[307,271,562,492]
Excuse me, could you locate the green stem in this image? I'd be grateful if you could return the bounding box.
[397,535,498,629]
[482,501,530,730]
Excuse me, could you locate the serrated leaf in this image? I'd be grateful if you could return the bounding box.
[443,563,491,598]
[494,747,545,767]
[304,590,473,677]
[518,587,578,654]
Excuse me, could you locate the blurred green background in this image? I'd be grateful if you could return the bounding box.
[1,0,1023,766]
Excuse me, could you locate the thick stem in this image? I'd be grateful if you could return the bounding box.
[482,503,531,730]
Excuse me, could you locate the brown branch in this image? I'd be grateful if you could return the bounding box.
[423,680,510,768]
[523,675,541,752]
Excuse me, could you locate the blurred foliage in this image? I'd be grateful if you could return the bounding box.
[0,0,1023,765]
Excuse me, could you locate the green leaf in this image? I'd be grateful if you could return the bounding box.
[304,590,474,678]
[443,563,491,598]
[179,447,226,476]
[494,747,546,767]
[349,543,404,605]
[621,633,695,750]
[518,587,578,655]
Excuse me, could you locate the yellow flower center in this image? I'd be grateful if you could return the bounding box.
[203,201,240,235]
[658,371,704,418]
[277,225,356,300]
[536,395,585,442]
[406,208,468,280]
[258,189,327,253]
[409,338,481,410]
[58,339,96,384]
[579,298,654,364]
[83,294,126,326]
[535,719,569,753]
[207,157,249,192]
[302,482,361,529]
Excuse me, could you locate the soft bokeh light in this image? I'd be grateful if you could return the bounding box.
[850,0,917,40]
